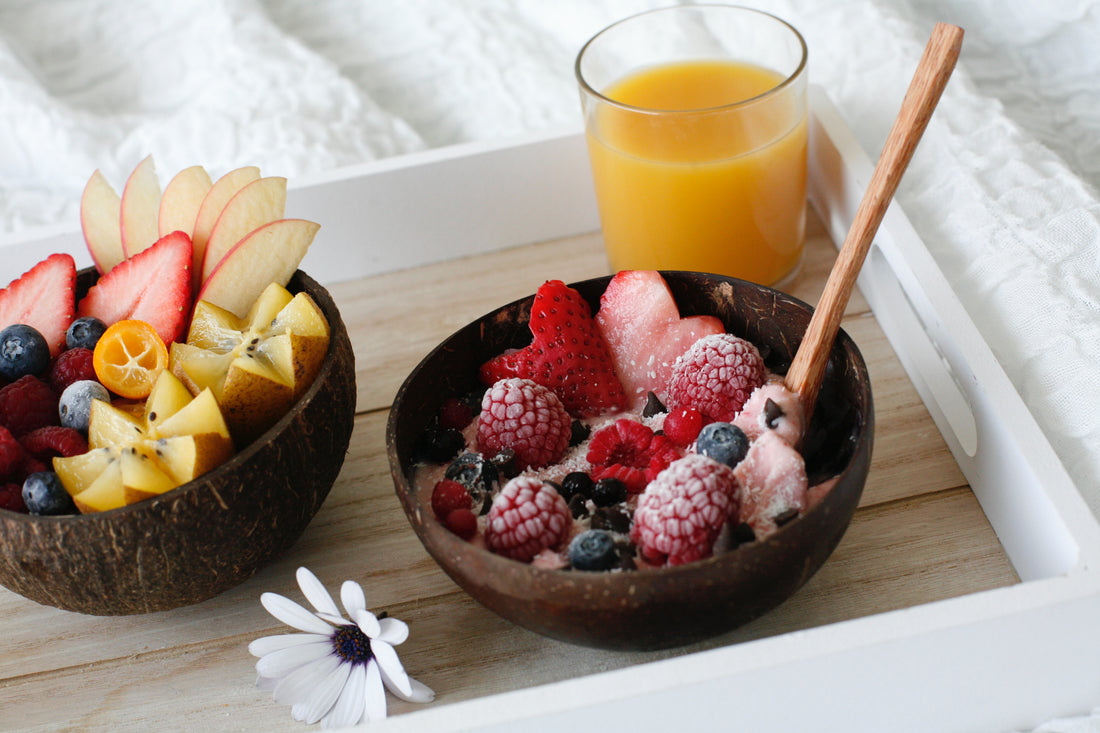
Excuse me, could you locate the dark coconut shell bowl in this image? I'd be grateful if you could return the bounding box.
[0,268,356,615]
[388,272,873,651]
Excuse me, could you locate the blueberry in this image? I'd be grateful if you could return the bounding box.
[557,471,593,502]
[22,471,76,515]
[65,316,108,351]
[696,422,749,467]
[591,477,627,507]
[59,379,111,432]
[568,529,619,571]
[0,324,50,380]
[445,452,498,513]
[423,425,465,463]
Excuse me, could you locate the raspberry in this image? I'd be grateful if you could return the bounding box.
[0,425,25,478]
[477,378,572,470]
[586,418,681,494]
[47,347,96,395]
[666,334,765,423]
[630,454,739,566]
[662,407,704,447]
[485,475,571,562]
[20,426,88,460]
[0,482,26,512]
[431,478,473,520]
[438,397,474,430]
[443,508,478,540]
[0,375,59,436]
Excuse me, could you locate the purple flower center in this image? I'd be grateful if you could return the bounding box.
[332,624,373,665]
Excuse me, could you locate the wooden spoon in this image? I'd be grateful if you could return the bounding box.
[785,22,964,416]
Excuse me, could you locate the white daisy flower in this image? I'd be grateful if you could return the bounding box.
[249,567,435,727]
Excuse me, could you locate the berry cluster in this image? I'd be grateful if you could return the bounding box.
[0,316,111,514]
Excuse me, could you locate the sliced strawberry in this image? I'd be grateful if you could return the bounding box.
[479,280,625,417]
[595,270,725,410]
[0,253,76,358]
[77,230,193,345]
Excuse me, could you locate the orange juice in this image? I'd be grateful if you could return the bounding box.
[585,59,807,285]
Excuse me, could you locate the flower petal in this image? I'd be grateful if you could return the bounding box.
[256,640,332,679]
[273,654,342,707]
[249,633,329,658]
[261,593,333,635]
[350,607,381,639]
[322,662,366,729]
[388,676,436,704]
[340,580,366,616]
[372,639,412,697]
[292,657,351,725]
[316,612,349,626]
[256,675,278,691]
[363,659,387,722]
[296,567,342,618]
[376,617,409,645]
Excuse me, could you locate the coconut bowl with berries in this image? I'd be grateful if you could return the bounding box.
[388,271,873,651]
[0,159,355,615]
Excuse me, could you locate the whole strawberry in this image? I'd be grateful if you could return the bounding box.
[630,454,739,566]
[485,475,571,562]
[479,280,625,417]
[477,378,572,470]
[666,333,765,423]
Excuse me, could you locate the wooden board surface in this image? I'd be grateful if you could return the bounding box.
[0,211,1018,731]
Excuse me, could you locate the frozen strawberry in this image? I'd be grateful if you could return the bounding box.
[485,475,571,562]
[631,454,739,566]
[477,378,572,470]
[666,333,765,423]
[479,280,625,417]
[77,230,193,345]
[0,253,77,358]
[586,418,681,494]
[595,271,725,410]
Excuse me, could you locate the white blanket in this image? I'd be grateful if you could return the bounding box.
[1,2,1099,727]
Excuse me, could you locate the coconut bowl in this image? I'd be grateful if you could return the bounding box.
[0,268,356,615]
[387,272,873,651]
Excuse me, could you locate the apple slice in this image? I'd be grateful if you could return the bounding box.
[119,155,162,258]
[80,170,125,274]
[197,219,319,318]
[200,176,287,285]
[158,165,212,239]
[190,166,260,291]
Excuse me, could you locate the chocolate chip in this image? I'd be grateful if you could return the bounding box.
[732,522,756,544]
[488,448,517,478]
[569,420,591,446]
[764,398,784,429]
[568,493,589,519]
[774,507,799,526]
[642,391,667,418]
[591,506,631,534]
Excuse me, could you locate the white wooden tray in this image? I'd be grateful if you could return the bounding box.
[0,87,1095,732]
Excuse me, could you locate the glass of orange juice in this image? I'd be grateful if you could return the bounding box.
[576,5,809,287]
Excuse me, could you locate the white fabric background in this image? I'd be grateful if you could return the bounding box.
[1,1,1098,729]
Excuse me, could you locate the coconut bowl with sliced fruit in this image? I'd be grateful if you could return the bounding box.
[0,158,356,615]
[388,272,873,651]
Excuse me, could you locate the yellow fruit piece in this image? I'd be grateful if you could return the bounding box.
[55,370,235,514]
[170,282,329,445]
[93,320,169,399]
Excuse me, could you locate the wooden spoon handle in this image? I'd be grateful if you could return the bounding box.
[785,22,964,411]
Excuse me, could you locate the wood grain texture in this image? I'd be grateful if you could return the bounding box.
[0,206,1016,730]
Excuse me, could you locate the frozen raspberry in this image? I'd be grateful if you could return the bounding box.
[20,426,88,460]
[630,454,739,566]
[586,418,680,494]
[0,482,26,512]
[477,378,572,470]
[662,407,704,447]
[0,375,59,437]
[47,347,96,395]
[666,334,765,423]
[0,425,24,478]
[442,508,478,540]
[485,475,571,562]
[431,478,473,520]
